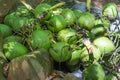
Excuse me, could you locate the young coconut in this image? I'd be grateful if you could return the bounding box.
[102,3,118,20]
[82,61,105,80]
[30,30,51,50]
[3,41,28,60]
[49,42,71,62]
[67,49,82,65]
[93,36,115,55]
[57,28,77,44]
[78,12,95,30]
[0,24,12,38]
[47,15,67,32]
[62,8,76,25]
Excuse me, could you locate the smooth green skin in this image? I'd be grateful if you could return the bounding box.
[4,10,29,26]
[10,17,28,31]
[4,35,23,43]
[94,19,103,26]
[62,8,76,25]
[0,24,12,38]
[94,18,110,28]
[47,15,67,32]
[34,3,51,18]
[93,36,115,55]
[67,49,82,65]
[49,42,71,62]
[4,12,17,25]
[73,10,82,19]
[83,62,105,80]
[44,30,53,40]
[57,28,77,44]
[30,30,50,50]
[78,12,95,30]
[5,12,33,31]
[80,45,101,62]
[80,47,89,62]
[3,41,28,60]
[102,3,118,19]
[91,24,106,36]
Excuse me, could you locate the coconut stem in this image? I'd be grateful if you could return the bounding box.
[20,0,36,15]
[49,2,65,10]
[20,0,33,10]
[82,38,95,63]
[86,0,91,12]
[51,39,56,44]
[82,38,91,49]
